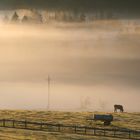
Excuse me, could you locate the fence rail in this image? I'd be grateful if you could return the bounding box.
[0,119,139,140]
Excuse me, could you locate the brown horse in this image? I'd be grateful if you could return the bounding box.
[114,105,124,112]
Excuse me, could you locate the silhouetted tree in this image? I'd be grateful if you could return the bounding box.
[80,13,86,22]
[22,15,28,23]
[11,12,19,22]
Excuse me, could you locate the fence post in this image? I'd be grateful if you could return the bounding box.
[129,131,131,139]
[114,129,116,137]
[75,126,77,133]
[24,120,27,129]
[85,127,87,134]
[40,122,43,130]
[94,128,96,135]
[104,129,106,136]
[3,119,5,127]
[58,124,61,132]
[13,120,15,128]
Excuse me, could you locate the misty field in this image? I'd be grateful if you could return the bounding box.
[0,19,140,139]
[0,110,139,140]
[0,22,140,112]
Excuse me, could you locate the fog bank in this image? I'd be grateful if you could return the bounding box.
[0,22,139,112]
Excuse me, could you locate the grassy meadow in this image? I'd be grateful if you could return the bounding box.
[0,110,139,140]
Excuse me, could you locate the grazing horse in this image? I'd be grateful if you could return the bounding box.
[114,105,124,112]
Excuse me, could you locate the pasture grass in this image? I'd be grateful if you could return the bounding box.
[0,110,139,140]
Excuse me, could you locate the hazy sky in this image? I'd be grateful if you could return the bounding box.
[0,22,139,111]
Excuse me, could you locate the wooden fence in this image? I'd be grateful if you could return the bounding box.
[0,119,139,140]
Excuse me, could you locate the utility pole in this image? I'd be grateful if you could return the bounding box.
[47,75,51,110]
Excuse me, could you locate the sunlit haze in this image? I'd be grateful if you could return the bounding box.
[0,19,140,112]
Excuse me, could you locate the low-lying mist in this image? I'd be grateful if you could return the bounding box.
[0,21,140,112]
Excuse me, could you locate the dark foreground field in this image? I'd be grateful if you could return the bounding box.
[0,110,139,140]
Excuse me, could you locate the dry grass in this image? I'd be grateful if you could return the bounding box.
[0,110,139,140]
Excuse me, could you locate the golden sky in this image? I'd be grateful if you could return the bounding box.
[0,23,139,111]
